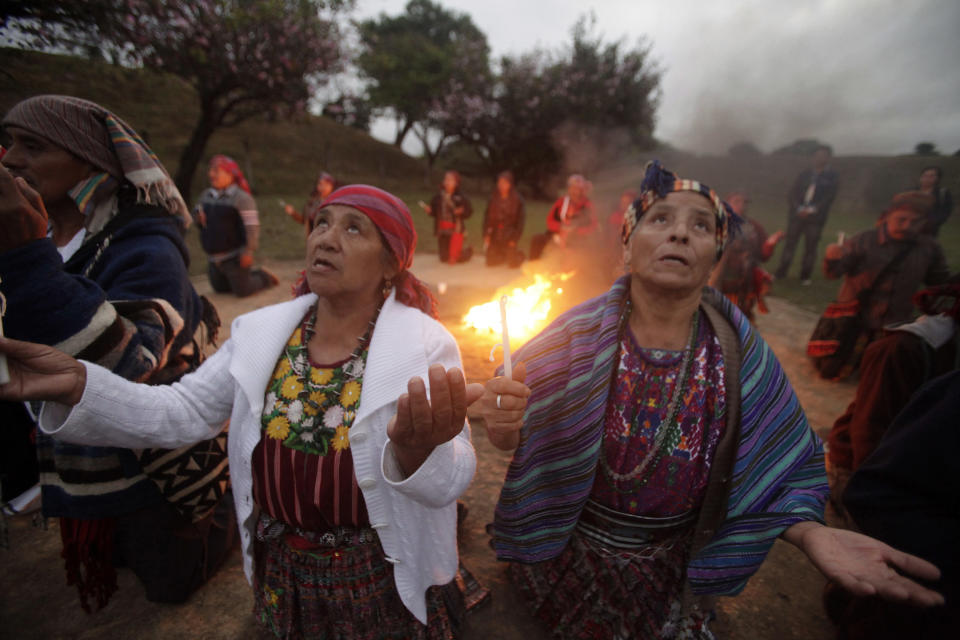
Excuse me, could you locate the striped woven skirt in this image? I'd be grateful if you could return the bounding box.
[507,513,714,640]
[252,518,489,639]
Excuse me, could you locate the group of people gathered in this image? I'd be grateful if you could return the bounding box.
[0,94,955,640]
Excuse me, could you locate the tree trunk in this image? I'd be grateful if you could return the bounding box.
[174,106,219,204]
[394,118,414,148]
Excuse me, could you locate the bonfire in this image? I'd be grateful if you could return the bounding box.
[462,269,576,346]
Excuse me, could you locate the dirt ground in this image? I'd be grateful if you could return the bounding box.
[0,255,857,639]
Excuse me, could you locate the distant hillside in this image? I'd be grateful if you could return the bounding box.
[0,48,427,201]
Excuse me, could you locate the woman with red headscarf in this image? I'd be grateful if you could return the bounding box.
[0,185,487,638]
[194,154,278,296]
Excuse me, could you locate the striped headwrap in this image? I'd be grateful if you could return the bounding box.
[209,154,252,195]
[2,95,191,235]
[294,184,439,318]
[622,160,741,258]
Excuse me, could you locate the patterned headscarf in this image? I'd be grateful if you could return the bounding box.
[209,154,252,194]
[294,184,439,318]
[622,160,740,258]
[2,95,191,235]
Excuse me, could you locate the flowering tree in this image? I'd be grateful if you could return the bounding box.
[430,16,660,193]
[357,0,491,151]
[4,0,348,199]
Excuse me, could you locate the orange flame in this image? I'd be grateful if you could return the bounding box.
[462,270,576,344]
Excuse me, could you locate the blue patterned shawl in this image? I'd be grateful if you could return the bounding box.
[492,276,828,595]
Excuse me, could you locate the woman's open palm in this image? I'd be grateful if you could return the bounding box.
[803,525,944,607]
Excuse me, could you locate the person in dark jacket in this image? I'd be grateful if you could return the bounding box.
[0,95,232,611]
[483,170,525,267]
[775,145,840,283]
[826,370,960,639]
[195,154,277,296]
[426,169,473,263]
[917,165,953,236]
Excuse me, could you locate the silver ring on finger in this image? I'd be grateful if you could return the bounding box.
[497,394,503,410]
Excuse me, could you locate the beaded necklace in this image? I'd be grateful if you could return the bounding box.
[300,302,380,388]
[599,300,700,490]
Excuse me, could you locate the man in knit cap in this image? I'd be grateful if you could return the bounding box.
[0,95,233,611]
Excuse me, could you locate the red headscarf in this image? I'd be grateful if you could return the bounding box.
[294,184,439,318]
[209,154,252,194]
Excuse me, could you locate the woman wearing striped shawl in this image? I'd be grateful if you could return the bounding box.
[473,161,944,638]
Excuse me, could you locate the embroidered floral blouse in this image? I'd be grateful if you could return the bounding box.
[252,313,369,531]
[592,311,727,517]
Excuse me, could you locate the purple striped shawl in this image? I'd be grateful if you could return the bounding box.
[492,276,828,595]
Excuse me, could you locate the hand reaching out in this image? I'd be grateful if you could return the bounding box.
[785,522,944,607]
[387,364,483,476]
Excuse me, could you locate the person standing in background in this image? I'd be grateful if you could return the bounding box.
[916,166,953,236]
[775,145,839,284]
[195,155,278,297]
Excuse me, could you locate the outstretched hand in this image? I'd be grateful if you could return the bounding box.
[0,164,48,252]
[0,336,86,406]
[467,361,530,451]
[387,364,482,476]
[786,522,944,607]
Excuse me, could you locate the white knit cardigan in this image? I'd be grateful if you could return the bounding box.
[39,291,476,623]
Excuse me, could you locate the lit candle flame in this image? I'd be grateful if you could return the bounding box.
[463,271,576,345]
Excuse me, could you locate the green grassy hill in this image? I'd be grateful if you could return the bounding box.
[2,48,957,313]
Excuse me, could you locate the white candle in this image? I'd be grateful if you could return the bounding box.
[837,231,845,245]
[499,295,512,379]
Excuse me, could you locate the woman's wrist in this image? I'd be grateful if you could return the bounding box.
[781,520,823,552]
[391,442,433,478]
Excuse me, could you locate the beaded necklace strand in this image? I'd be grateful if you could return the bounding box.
[599,300,700,490]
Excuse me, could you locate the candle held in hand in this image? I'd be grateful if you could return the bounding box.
[499,295,512,378]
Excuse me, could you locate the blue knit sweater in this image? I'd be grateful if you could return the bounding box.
[0,206,204,517]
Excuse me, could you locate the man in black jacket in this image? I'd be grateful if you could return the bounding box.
[775,145,840,284]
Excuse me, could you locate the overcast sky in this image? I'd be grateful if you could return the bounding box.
[352,0,960,156]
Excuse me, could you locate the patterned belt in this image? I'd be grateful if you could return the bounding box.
[256,514,379,550]
[576,499,697,550]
